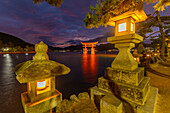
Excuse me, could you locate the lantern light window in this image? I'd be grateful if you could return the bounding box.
[118,22,126,32]
[37,81,46,89]
[131,23,133,31]
[36,79,51,95]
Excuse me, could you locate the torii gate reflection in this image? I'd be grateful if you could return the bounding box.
[82,54,98,84]
[81,41,98,54]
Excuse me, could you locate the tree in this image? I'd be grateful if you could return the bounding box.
[0,41,4,48]
[8,42,14,48]
[84,0,170,29]
[17,46,23,52]
[136,15,170,59]
[84,0,143,29]
[33,0,63,7]
[84,0,170,59]
[143,0,170,11]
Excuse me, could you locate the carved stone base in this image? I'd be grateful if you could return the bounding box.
[90,85,158,113]
[105,67,144,86]
[98,77,150,105]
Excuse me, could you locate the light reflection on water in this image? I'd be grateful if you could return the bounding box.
[2,54,14,84]
[0,52,115,113]
[82,54,98,84]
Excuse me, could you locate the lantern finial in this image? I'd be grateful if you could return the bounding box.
[33,41,49,61]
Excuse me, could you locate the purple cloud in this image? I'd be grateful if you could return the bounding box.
[0,0,169,47]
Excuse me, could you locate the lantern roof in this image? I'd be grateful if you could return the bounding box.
[14,41,70,83]
[108,9,147,26]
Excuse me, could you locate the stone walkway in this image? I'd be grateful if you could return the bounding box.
[146,56,170,113]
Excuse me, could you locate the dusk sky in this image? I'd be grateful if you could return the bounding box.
[0,0,169,47]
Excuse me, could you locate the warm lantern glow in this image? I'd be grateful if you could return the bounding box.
[37,80,46,90]
[146,54,150,57]
[114,17,135,36]
[154,53,158,56]
[131,23,133,31]
[134,57,137,61]
[118,22,126,32]
[37,79,51,95]
[82,54,97,84]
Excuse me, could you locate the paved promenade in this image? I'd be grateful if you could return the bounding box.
[147,56,170,113]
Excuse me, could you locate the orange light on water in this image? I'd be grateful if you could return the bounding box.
[82,54,98,84]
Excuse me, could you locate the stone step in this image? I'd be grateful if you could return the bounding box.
[137,87,158,113]
[90,86,123,113]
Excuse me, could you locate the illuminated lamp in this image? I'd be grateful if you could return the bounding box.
[107,9,147,70]
[37,80,46,90]
[108,10,147,37]
[134,56,140,63]
[115,17,135,36]
[146,54,151,57]
[14,41,70,113]
[154,53,158,56]
[134,57,137,61]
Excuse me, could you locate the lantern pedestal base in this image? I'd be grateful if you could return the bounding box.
[90,78,158,113]
[21,89,62,113]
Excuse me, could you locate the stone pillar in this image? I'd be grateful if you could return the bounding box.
[83,44,87,54]
[91,47,95,54]
[112,43,137,71]
[83,48,87,54]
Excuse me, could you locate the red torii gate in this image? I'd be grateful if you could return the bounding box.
[81,41,98,54]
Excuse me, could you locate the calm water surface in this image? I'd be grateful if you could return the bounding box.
[0,52,115,113]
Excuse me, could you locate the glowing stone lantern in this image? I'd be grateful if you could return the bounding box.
[14,41,70,113]
[90,8,158,113]
[107,9,147,70]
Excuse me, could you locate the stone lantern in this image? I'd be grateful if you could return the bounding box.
[14,41,70,113]
[107,10,147,70]
[90,9,158,113]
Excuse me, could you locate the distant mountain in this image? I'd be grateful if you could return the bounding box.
[60,35,114,51]
[0,32,62,51]
[0,32,117,51]
[0,32,34,47]
[63,43,116,51]
[63,36,108,47]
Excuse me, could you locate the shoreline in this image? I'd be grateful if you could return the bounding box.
[0,51,35,54]
[0,51,118,57]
